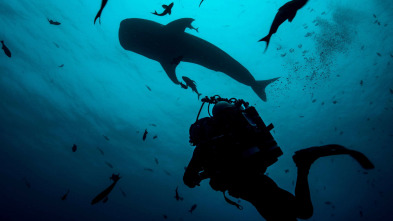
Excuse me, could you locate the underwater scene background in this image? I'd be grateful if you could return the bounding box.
[1,0,392,220]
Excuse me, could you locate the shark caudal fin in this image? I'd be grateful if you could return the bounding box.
[251,77,280,101]
[258,35,271,53]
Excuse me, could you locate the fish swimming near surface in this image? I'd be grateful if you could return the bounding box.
[143,129,148,141]
[58,64,64,68]
[91,174,121,205]
[259,0,309,52]
[61,189,70,200]
[119,18,279,101]
[1,41,11,57]
[94,0,109,24]
[189,204,197,213]
[48,19,61,25]
[152,2,174,16]
[182,76,202,99]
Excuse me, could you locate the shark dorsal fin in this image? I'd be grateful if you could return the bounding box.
[165,18,195,33]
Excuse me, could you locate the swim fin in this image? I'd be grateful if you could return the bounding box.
[293,144,374,170]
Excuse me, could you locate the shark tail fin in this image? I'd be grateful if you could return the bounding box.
[152,11,158,15]
[252,77,280,101]
[258,34,271,53]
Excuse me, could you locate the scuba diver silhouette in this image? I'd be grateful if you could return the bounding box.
[183,95,374,221]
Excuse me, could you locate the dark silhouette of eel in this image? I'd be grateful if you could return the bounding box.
[48,19,61,25]
[91,174,121,205]
[259,0,309,52]
[152,2,174,16]
[94,0,109,24]
[181,76,202,99]
[1,41,11,57]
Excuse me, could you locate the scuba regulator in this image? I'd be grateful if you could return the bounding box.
[189,95,283,169]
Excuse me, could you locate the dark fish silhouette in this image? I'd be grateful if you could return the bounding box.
[189,204,197,213]
[182,76,201,99]
[154,158,159,165]
[48,19,61,25]
[91,174,121,205]
[199,0,204,7]
[144,168,154,172]
[58,64,64,68]
[143,129,148,141]
[97,147,105,155]
[61,189,70,200]
[119,187,127,197]
[150,123,157,127]
[1,41,11,57]
[105,161,113,168]
[94,0,109,24]
[259,0,309,52]
[119,18,279,101]
[72,144,77,152]
[175,186,183,201]
[103,135,110,141]
[146,85,152,91]
[152,2,174,16]
[153,135,158,139]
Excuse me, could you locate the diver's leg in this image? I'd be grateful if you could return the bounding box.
[229,175,298,221]
[294,167,313,219]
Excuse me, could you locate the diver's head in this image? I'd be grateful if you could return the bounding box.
[212,101,237,118]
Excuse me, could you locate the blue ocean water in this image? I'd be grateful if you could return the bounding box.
[1,0,392,220]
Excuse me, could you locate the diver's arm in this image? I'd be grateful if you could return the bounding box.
[183,146,205,188]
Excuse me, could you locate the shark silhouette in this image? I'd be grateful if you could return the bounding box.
[118,18,279,101]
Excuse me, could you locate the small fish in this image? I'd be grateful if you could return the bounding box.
[332,100,337,104]
[23,178,31,188]
[389,88,393,94]
[284,169,289,173]
[259,0,309,52]
[94,0,109,24]
[163,215,168,219]
[53,42,60,48]
[102,196,109,203]
[103,135,110,141]
[144,168,154,172]
[61,189,70,200]
[143,129,148,141]
[164,170,171,176]
[91,174,121,205]
[360,80,363,86]
[289,48,294,53]
[152,2,174,16]
[373,14,377,18]
[175,186,184,201]
[58,64,64,68]
[298,44,302,48]
[97,147,104,155]
[154,158,159,165]
[377,52,381,57]
[325,201,332,205]
[48,19,61,25]
[119,188,127,197]
[72,144,77,152]
[390,53,393,58]
[105,161,113,168]
[1,40,11,57]
[146,85,152,91]
[182,76,202,99]
[189,204,197,213]
[153,135,158,139]
[199,0,204,7]
[150,123,157,127]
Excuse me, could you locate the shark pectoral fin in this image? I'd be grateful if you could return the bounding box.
[161,62,180,85]
[162,4,168,9]
[166,18,195,33]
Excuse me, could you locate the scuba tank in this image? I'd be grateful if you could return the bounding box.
[189,95,283,169]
